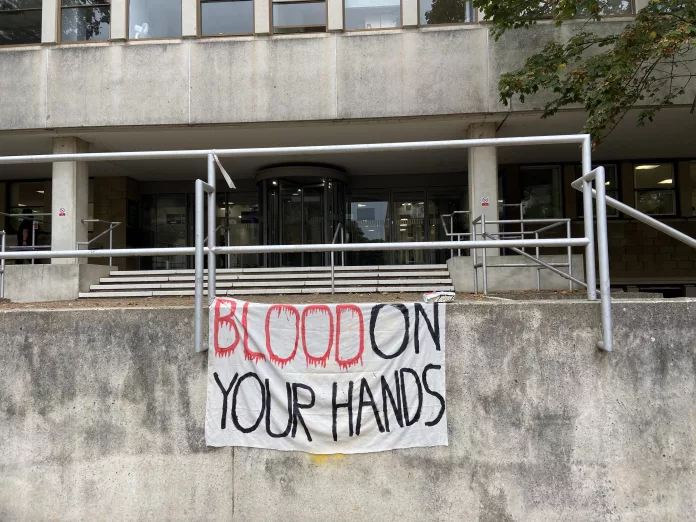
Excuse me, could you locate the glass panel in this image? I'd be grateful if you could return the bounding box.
[0,0,42,10]
[520,165,563,219]
[427,188,467,263]
[153,195,188,269]
[303,184,324,267]
[201,0,253,35]
[280,181,303,267]
[273,1,325,29]
[346,191,390,266]
[419,0,474,25]
[226,197,259,268]
[62,0,110,6]
[129,0,181,38]
[634,163,674,189]
[61,6,110,41]
[393,191,426,265]
[0,9,41,44]
[345,0,400,29]
[635,190,675,216]
[575,164,619,217]
[578,0,632,16]
[8,182,50,254]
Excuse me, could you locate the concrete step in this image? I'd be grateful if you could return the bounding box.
[108,264,448,277]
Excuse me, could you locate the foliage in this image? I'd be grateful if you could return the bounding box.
[471,0,696,145]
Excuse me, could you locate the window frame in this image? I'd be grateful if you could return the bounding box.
[198,0,255,37]
[127,0,183,40]
[633,161,678,217]
[416,0,477,27]
[343,0,403,32]
[575,163,621,219]
[59,0,112,44]
[271,0,327,35]
[0,0,43,47]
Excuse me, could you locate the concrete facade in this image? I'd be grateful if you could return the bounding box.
[4,264,113,302]
[0,300,694,520]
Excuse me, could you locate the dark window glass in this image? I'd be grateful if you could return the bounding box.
[61,0,110,41]
[575,164,619,218]
[419,0,474,25]
[345,0,399,30]
[633,163,676,215]
[129,0,181,39]
[272,1,325,33]
[0,0,42,45]
[201,0,253,35]
[520,165,563,219]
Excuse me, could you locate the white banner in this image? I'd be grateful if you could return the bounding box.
[205,298,447,454]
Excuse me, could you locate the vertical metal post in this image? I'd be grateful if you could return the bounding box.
[520,204,525,254]
[31,220,36,264]
[194,179,205,353]
[594,167,613,352]
[582,137,597,300]
[0,231,5,299]
[207,154,217,305]
[481,215,488,295]
[566,220,573,291]
[472,221,478,294]
[109,225,113,267]
[226,228,231,270]
[535,232,541,291]
[341,227,345,266]
[331,251,335,294]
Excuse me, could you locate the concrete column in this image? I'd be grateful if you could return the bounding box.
[111,0,128,40]
[327,0,343,31]
[182,0,198,37]
[41,0,58,43]
[467,122,498,254]
[255,0,271,34]
[402,0,418,27]
[51,138,89,264]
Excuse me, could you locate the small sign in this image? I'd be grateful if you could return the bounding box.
[481,197,489,207]
[59,208,66,217]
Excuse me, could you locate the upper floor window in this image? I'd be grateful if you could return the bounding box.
[0,0,42,45]
[201,0,253,36]
[419,0,474,25]
[61,0,110,42]
[634,163,676,216]
[129,0,181,39]
[272,0,326,34]
[345,0,400,30]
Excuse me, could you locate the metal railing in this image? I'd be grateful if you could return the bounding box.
[0,134,614,354]
[0,212,52,264]
[330,223,345,294]
[440,211,472,258]
[470,216,574,294]
[77,219,121,266]
[0,231,4,299]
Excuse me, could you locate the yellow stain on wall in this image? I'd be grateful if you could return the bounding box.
[308,454,344,465]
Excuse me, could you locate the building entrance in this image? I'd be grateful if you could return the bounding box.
[258,166,345,267]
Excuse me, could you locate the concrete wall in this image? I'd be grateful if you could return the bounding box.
[1,300,695,521]
[4,264,113,302]
[0,21,651,132]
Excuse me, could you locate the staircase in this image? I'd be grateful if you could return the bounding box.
[79,264,454,298]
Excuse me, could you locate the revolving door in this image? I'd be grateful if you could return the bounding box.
[258,166,345,267]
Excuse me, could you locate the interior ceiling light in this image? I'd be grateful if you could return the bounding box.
[636,165,660,170]
[36,190,44,194]
[658,179,673,185]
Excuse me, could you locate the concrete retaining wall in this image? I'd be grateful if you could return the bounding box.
[0,300,695,521]
[4,264,113,302]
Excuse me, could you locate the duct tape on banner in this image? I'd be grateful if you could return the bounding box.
[212,151,236,189]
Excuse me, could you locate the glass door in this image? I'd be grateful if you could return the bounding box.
[345,190,390,266]
[280,180,303,267]
[303,183,325,267]
[393,191,426,265]
[152,195,188,269]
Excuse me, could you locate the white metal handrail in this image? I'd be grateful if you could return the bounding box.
[330,223,345,294]
[78,219,121,266]
[440,210,472,258]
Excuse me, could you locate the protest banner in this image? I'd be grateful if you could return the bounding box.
[206,298,447,454]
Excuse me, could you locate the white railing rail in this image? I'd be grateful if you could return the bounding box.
[77,219,122,266]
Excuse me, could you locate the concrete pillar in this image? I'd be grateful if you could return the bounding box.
[327,0,343,31]
[41,0,58,43]
[402,0,418,27]
[111,0,127,40]
[51,138,89,264]
[467,122,498,254]
[182,0,198,37]
[255,0,271,34]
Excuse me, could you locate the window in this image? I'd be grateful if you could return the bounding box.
[200,0,253,36]
[272,0,326,34]
[578,0,633,16]
[129,0,181,39]
[575,164,619,218]
[419,0,474,25]
[634,163,676,216]
[0,0,41,45]
[520,165,563,219]
[61,0,110,42]
[345,0,400,30]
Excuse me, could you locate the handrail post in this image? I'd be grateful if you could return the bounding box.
[331,251,335,294]
[594,167,613,352]
[0,231,5,299]
[109,225,113,267]
[31,219,36,265]
[535,231,540,291]
[481,215,488,295]
[207,153,217,306]
[582,137,597,300]
[194,179,208,353]
[566,220,573,291]
[472,220,478,294]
